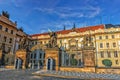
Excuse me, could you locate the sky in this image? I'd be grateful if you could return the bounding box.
[0,0,120,34]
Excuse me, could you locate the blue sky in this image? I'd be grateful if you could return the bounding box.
[0,0,120,34]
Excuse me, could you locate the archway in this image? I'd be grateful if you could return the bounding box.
[46,58,55,70]
[15,58,23,69]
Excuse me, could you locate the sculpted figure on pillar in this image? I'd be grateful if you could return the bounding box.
[82,35,93,48]
[19,36,28,50]
[48,31,57,48]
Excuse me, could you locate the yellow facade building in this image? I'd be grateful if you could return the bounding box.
[0,11,17,54]
[0,11,31,67]
[31,24,120,73]
[95,26,120,68]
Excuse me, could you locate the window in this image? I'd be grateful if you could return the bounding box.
[71,54,75,58]
[19,38,21,42]
[4,36,7,42]
[39,53,42,58]
[60,40,62,44]
[100,51,104,58]
[0,25,2,30]
[91,37,93,41]
[8,47,11,52]
[115,60,119,65]
[32,42,34,45]
[106,43,109,48]
[44,41,46,44]
[11,30,13,34]
[18,45,20,49]
[106,35,108,39]
[107,51,111,58]
[40,41,42,44]
[100,43,103,48]
[9,38,12,43]
[35,41,37,44]
[114,51,118,57]
[99,36,102,39]
[34,53,36,59]
[112,35,115,39]
[5,28,8,32]
[113,42,116,47]
[31,54,33,59]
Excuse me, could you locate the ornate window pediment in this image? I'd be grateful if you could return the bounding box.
[69,38,78,50]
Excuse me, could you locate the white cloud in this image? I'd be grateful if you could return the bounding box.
[34,6,101,18]
[0,0,25,8]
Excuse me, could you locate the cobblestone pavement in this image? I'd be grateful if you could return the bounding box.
[34,70,120,79]
[0,68,12,71]
[0,69,82,80]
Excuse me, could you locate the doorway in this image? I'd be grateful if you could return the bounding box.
[47,58,55,70]
[15,58,23,69]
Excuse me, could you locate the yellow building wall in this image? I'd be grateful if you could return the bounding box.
[96,32,120,67]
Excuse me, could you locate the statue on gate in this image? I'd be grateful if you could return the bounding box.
[19,36,28,50]
[82,35,93,48]
[47,30,57,48]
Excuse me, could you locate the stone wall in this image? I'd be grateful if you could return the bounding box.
[59,67,95,73]
[5,66,15,69]
[96,68,120,74]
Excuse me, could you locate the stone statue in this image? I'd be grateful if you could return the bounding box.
[82,35,93,48]
[0,43,5,51]
[48,31,57,48]
[19,36,28,50]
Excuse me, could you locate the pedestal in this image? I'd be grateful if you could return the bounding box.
[15,49,29,69]
[44,48,60,71]
[83,48,95,67]
[0,50,2,64]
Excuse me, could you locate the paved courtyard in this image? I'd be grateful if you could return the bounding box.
[0,69,82,80]
[1,68,120,80]
[34,70,120,80]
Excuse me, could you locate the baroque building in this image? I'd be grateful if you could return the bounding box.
[0,11,120,74]
[0,11,31,68]
[30,24,120,73]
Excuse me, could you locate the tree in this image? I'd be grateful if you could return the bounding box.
[70,58,78,66]
[102,59,112,67]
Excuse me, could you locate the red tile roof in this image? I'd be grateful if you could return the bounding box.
[31,24,104,37]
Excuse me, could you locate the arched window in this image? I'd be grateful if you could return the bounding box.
[5,28,8,32]
[0,25,2,30]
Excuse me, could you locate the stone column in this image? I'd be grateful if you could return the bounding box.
[62,51,64,66]
[81,53,83,66]
[38,60,40,69]
[14,58,16,69]
[77,59,79,66]
[64,54,66,66]
[50,59,53,70]
[32,61,34,69]
[46,59,48,70]
[42,52,44,65]
[29,63,31,69]
[68,54,71,66]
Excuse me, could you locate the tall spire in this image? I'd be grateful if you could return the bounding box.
[63,25,66,30]
[72,23,76,31]
[73,23,76,29]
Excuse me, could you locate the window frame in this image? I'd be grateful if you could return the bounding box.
[0,25,2,30]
